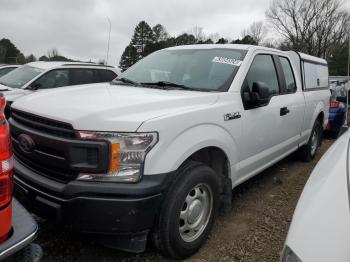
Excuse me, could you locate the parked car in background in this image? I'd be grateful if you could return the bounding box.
[11,45,329,259]
[0,94,41,261]
[326,83,347,137]
[282,127,350,262]
[0,64,19,78]
[0,61,119,117]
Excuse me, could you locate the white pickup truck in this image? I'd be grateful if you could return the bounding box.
[10,45,329,259]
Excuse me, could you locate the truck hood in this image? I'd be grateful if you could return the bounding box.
[12,83,219,132]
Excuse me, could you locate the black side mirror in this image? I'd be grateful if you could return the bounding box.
[251,81,271,107]
[336,96,348,103]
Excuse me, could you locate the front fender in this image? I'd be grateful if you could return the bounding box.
[143,124,238,179]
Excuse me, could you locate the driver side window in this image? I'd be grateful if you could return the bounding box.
[32,69,69,89]
[242,54,280,109]
[245,55,279,95]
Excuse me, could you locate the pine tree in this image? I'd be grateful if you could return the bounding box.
[119,45,138,71]
[0,38,23,64]
[131,21,154,57]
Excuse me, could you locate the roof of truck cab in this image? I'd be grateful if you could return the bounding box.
[167,44,327,65]
[26,61,116,70]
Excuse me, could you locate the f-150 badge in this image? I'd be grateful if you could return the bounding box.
[224,112,241,121]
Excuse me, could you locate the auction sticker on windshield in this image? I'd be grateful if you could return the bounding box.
[212,56,242,66]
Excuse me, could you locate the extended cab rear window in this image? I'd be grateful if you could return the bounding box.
[279,57,296,93]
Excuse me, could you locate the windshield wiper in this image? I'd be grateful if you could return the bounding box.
[0,82,9,87]
[112,77,139,86]
[140,81,197,91]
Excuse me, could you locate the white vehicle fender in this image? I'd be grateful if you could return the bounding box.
[309,100,326,131]
[143,124,238,177]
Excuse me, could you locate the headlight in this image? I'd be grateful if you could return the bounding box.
[281,246,302,262]
[76,131,158,183]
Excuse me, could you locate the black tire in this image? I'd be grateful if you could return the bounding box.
[153,161,220,259]
[298,119,323,162]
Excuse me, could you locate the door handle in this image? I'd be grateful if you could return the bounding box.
[280,107,290,116]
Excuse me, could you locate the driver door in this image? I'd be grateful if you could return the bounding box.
[237,53,287,179]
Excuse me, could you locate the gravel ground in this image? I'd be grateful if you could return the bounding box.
[35,138,333,262]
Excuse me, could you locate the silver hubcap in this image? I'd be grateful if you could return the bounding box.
[310,129,319,156]
[179,183,213,242]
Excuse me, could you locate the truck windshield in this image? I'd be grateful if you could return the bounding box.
[116,48,247,92]
[0,65,44,88]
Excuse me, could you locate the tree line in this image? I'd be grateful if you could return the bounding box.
[120,0,349,75]
[119,22,261,71]
[0,39,76,65]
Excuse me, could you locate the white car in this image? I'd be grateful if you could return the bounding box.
[0,64,19,78]
[282,128,350,262]
[0,61,119,116]
[11,45,330,259]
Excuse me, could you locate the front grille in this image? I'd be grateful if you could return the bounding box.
[10,112,109,184]
[14,148,78,183]
[11,109,75,138]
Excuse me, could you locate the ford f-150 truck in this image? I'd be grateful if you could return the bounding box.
[10,45,329,259]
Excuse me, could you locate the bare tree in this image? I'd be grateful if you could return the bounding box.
[47,48,59,59]
[208,33,221,43]
[241,21,265,44]
[266,0,350,58]
[190,26,205,42]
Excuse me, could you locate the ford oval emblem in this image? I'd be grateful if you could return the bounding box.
[18,134,35,153]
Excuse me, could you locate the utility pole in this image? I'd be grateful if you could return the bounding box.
[106,18,111,66]
[345,32,350,126]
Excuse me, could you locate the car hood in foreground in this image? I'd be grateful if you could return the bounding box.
[285,130,350,262]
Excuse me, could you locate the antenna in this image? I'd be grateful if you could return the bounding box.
[346,32,350,126]
[106,18,111,66]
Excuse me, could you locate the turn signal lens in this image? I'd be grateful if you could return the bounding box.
[110,143,120,172]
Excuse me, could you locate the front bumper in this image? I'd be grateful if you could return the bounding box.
[14,157,173,251]
[0,199,38,260]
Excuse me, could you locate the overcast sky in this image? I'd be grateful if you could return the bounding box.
[0,0,349,66]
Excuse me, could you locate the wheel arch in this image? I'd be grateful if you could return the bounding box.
[144,123,238,177]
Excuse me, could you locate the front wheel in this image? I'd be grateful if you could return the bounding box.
[153,161,220,259]
[298,119,323,162]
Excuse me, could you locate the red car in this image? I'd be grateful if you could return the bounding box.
[0,94,41,261]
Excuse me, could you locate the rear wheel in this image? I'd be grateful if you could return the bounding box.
[298,119,323,162]
[153,161,220,259]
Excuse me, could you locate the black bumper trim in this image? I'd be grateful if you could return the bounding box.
[0,199,38,260]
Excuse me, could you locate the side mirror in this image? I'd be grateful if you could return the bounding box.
[251,81,271,107]
[336,96,347,103]
[28,83,41,90]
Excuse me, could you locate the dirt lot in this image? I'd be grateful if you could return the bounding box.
[35,138,333,262]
